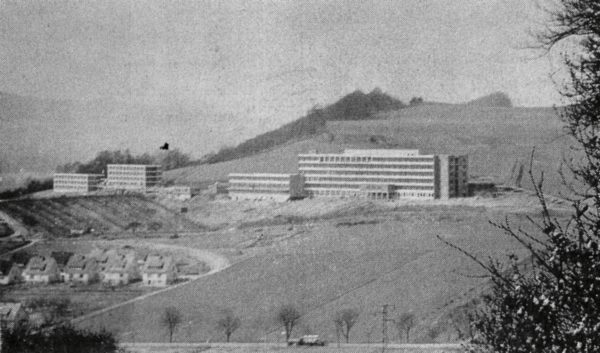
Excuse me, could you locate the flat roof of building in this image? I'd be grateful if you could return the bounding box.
[299,149,433,157]
[54,173,104,177]
[343,149,421,156]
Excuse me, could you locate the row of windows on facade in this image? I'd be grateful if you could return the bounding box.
[230,189,289,194]
[301,170,435,177]
[310,189,434,198]
[107,170,160,178]
[229,185,289,191]
[229,179,289,184]
[305,177,435,183]
[229,177,290,182]
[54,181,96,185]
[306,184,435,190]
[106,181,148,186]
[54,175,100,180]
[299,156,434,163]
[108,165,160,170]
[106,176,160,181]
[299,164,435,170]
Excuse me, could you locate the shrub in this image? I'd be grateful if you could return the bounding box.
[3,323,118,353]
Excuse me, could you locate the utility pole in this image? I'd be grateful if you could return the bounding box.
[380,304,395,353]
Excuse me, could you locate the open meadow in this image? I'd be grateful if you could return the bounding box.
[75,191,566,344]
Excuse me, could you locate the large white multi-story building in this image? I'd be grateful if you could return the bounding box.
[105,164,162,191]
[53,173,103,193]
[298,149,468,200]
[228,173,305,201]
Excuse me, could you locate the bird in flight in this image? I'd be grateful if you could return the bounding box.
[160,142,169,150]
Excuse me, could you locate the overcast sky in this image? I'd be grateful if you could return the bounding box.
[1,0,565,121]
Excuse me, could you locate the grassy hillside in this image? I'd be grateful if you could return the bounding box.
[201,89,405,165]
[167,102,570,195]
[331,104,569,192]
[75,199,562,344]
[0,195,203,237]
[166,138,345,186]
[465,91,513,108]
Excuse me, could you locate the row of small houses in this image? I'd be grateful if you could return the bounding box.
[0,250,177,287]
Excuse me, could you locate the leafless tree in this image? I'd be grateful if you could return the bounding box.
[216,309,241,342]
[276,304,301,342]
[161,306,182,343]
[395,312,415,343]
[332,308,360,343]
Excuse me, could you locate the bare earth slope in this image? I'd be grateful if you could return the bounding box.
[0,195,203,237]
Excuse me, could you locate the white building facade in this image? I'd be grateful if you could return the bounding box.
[105,164,162,191]
[53,173,103,193]
[298,149,468,200]
[228,173,305,201]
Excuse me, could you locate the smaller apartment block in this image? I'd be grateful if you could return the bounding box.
[53,173,103,193]
[105,164,162,191]
[228,173,305,201]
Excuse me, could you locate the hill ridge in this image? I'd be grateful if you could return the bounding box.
[200,89,406,165]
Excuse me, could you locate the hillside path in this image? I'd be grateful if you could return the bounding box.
[71,240,230,325]
[0,209,29,238]
[0,238,41,257]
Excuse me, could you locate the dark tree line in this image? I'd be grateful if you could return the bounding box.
[3,324,118,353]
[0,178,52,200]
[57,148,191,175]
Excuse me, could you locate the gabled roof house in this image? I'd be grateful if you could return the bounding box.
[101,251,139,286]
[22,256,60,284]
[141,254,177,287]
[63,254,99,284]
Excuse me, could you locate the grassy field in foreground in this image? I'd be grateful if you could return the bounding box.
[77,205,540,344]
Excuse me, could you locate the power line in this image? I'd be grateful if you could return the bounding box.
[379,304,395,353]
